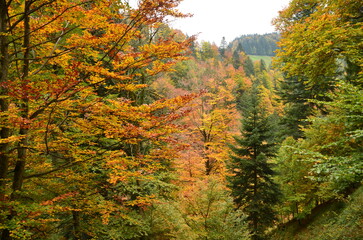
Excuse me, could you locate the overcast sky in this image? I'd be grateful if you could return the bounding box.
[129,0,291,44]
[169,0,291,44]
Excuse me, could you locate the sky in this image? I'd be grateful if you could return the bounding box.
[169,0,291,44]
[128,0,291,45]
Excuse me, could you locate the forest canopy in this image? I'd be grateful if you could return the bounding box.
[0,0,362,239]
[230,33,280,56]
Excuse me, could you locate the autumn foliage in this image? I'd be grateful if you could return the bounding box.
[0,0,197,238]
[1,0,360,239]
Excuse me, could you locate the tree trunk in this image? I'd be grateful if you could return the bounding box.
[0,0,10,202]
[0,1,11,239]
[204,144,213,175]
[12,0,31,198]
[1,1,31,238]
[252,168,258,238]
[72,211,81,240]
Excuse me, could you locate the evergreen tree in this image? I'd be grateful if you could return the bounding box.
[277,73,334,140]
[219,36,227,57]
[232,43,244,69]
[231,42,257,76]
[259,59,267,72]
[228,86,280,239]
[277,76,313,139]
[232,33,280,56]
[243,57,255,77]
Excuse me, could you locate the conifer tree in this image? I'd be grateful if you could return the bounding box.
[219,36,227,56]
[277,76,313,139]
[243,57,255,77]
[228,86,280,240]
[259,59,267,72]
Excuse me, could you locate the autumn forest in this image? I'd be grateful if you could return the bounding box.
[0,0,362,239]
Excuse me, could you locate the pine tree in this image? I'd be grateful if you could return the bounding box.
[228,86,280,240]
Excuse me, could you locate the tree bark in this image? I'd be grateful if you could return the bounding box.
[0,2,11,239]
[0,0,10,201]
[1,1,31,239]
[12,0,31,197]
[72,211,81,240]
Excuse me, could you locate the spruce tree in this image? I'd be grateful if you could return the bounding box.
[243,57,255,77]
[259,59,267,72]
[277,74,333,140]
[232,43,244,69]
[277,76,313,139]
[228,86,280,240]
[219,36,227,56]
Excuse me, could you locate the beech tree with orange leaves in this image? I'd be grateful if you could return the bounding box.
[0,0,197,239]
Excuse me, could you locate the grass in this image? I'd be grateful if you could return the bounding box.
[248,55,273,67]
[270,185,363,240]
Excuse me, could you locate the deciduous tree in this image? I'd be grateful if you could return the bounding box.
[0,0,195,238]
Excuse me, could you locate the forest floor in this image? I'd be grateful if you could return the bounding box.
[270,185,363,240]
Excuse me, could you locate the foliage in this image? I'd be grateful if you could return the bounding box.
[272,0,363,233]
[302,80,363,193]
[319,185,363,240]
[179,177,250,240]
[154,51,242,178]
[274,137,319,220]
[230,33,280,56]
[274,0,362,88]
[271,185,363,240]
[277,76,315,139]
[248,56,272,68]
[274,0,362,197]
[1,0,361,237]
[0,0,196,239]
[228,86,280,239]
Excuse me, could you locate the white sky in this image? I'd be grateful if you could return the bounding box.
[130,0,291,44]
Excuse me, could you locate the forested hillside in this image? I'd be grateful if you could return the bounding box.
[230,33,280,56]
[0,0,361,240]
[271,185,363,240]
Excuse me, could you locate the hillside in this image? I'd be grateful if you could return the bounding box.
[248,55,273,67]
[271,185,363,240]
[230,33,280,56]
